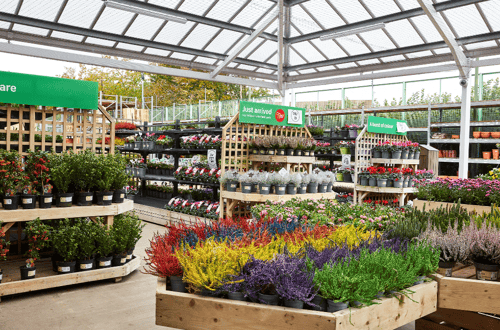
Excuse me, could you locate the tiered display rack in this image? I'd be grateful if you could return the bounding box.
[354,127,418,207]
[0,103,138,300]
[219,113,336,219]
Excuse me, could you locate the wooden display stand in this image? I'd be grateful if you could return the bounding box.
[220,113,327,219]
[415,268,500,329]
[354,127,418,207]
[156,278,438,330]
[413,199,492,215]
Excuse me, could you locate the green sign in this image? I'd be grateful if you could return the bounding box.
[367,116,408,135]
[0,71,98,110]
[239,101,306,127]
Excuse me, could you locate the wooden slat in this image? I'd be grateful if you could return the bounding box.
[413,200,492,215]
[221,191,337,202]
[419,308,500,330]
[156,279,437,330]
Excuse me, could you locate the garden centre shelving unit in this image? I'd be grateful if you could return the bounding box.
[354,127,418,207]
[219,113,336,219]
[156,277,438,330]
[117,118,224,203]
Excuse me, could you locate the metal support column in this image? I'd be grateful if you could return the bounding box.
[459,75,472,179]
[427,103,432,145]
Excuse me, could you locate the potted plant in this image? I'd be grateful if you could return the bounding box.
[377,167,388,187]
[401,142,410,159]
[358,170,369,186]
[299,173,310,194]
[121,213,145,263]
[347,124,359,138]
[307,173,319,193]
[0,222,9,283]
[287,173,301,195]
[317,172,329,193]
[0,149,22,210]
[24,149,52,208]
[220,170,239,192]
[111,154,129,203]
[411,142,421,159]
[326,171,336,192]
[50,152,74,207]
[239,172,254,194]
[71,150,96,206]
[248,137,258,155]
[390,142,403,159]
[275,253,315,309]
[52,220,79,274]
[342,168,354,183]
[379,142,391,159]
[94,154,116,205]
[272,172,288,196]
[75,219,97,271]
[257,173,271,195]
[20,183,36,209]
[286,138,298,156]
[335,168,344,182]
[95,225,114,269]
[462,222,500,280]
[261,136,273,155]
[339,125,349,138]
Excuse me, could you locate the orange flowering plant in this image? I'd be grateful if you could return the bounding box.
[0,220,10,260]
[0,149,23,196]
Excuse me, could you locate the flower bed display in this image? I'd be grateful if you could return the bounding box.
[165,198,219,219]
[180,134,222,150]
[249,136,317,156]
[174,164,220,183]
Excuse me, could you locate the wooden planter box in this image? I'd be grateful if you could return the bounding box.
[156,278,438,330]
[413,199,492,214]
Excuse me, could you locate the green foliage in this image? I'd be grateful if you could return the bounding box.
[94,154,118,191]
[74,219,98,259]
[51,219,80,262]
[112,212,144,252]
[24,218,52,261]
[49,152,74,193]
[71,150,98,192]
[406,242,440,277]
[94,222,114,257]
[111,153,130,190]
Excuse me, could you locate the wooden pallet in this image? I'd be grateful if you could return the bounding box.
[0,256,140,301]
[413,199,492,215]
[156,278,438,330]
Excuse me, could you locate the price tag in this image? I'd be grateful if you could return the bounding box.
[120,194,125,198]
[22,198,32,204]
[58,266,70,272]
[207,149,217,169]
[80,263,92,270]
[44,197,52,203]
[278,168,288,177]
[4,198,12,205]
[28,270,36,277]
[121,258,126,263]
[341,155,351,169]
[104,195,112,201]
[127,254,132,260]
[61,196,72,203]
[86,195,93,201]
[100,260,111,267]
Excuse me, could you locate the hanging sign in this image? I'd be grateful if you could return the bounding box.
[341,155,351,169]
[367,116,408,136]
[239,101,306,127]
[207,149,217,169]
[0,70,98,110]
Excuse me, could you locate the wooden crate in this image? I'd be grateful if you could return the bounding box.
[415,308,500,330]
[419,145,438,177]
[156,278,438,330]
[0,256,140,300]
[413,199,492,215]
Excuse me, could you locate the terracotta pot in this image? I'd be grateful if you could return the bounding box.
[451,135,459,139]
[493,149,499,160]
[473,131,481,138]
[481,132,491,138]
[491,132,500,139]
[483,151,492,159]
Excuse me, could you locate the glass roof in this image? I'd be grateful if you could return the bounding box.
[0,0,499,85]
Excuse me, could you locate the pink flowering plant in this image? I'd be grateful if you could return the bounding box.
[416,178,500,206]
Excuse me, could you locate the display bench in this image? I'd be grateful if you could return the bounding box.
[413,199,492,215]
[416,267,500,329]
[0,256,140,301]
[221,191,336,203]
[156,278,438,330]
[354,125,418,207]
[248,155,314,173]
[0,200,134,299]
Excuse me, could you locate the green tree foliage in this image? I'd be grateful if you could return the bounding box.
[59,57,271,107]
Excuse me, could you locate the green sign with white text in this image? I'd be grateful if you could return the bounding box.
[367,116,408,135]
[239,101,306,127]
[0,71,98,109]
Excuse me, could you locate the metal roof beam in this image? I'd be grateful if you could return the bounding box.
[417,0,469,78]
[277,0,284,95]
[268,0,309,6]
[210,8,278,78]
[0,42,277,89]
[285,30,500,72]
[104,0,278,42]
[288,0,487,44]
[0,12,277,71]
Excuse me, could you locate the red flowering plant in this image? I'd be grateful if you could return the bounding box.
[24,149,51,195]
[24,218,51,265]
[390,168,404,182]
[0,220,10,260]
[143,232,182,278]
[0,149,23,196]
[115,122,137,130]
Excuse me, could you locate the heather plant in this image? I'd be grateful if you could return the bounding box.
[274,251,316,305]
[418,222,469,263]
[461,222,500,265]
[143,232,183,278]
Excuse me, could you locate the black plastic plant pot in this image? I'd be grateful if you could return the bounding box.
[227,292,246,301]
[201,288,219,297]
[96,191,114,206]
[286,184,296,195]
[113,189,126,203]
[38,194,53,209]
[307,183,318,194]
[284,299,304,309]
[298,185,307,194]
[414,151,421,159]
[20,265,36,280]
[56,193,74,207]
[339,130,348,138]
[77,258,94,272]
[77,192,93,206]
[303,150,310,157]
[343,173,352,182]
[126,247,134,263]
[276,149,285,156]
[318,184,328,193]
[326,300,348,313]
[251,183,258,193]
[226,181,238,192]
[402,150,409,159]
[259,149,266,155]
[310,295,327,311]
[259,183,271,195]
[286,149,294,156]
[360,177,368,186]
[373,150,382,158]
[295,150,302,156]
[275,184,286,195]
[56,261,76,274]
[391,151,402,159]
[258,293,279,306]
[438,260,456,277]
[97,256,113,269]
[241,183,253,194]
[327,183,333,192]
[474,261,499,281]
[112,253,127,267]
[0,269,3,283]
[2,195,19,210]
[170,276,186,292]
[21,194,36,209]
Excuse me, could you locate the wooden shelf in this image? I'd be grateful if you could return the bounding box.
[221,191,336,202]
[431,138,500,144]
[248,155,315,163]
[355,185,417,194]
[371,158,420,165]
[333,182,355,189]
[0,256,140,299]
[439,158,500,164]
[0,199,133,223]
[156,278,438,330]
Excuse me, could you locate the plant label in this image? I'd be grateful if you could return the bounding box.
[103,195,112,201]
[121,258,126,263]
[28,270,35,277]
[288,109,303,125]
[4,199,12,205]
[397,122,409,133]
[278,168,288,177]
[207,204,213,212]
[261,186,268,190]
[80,263,92,270]
[86,196,93,201]
[207,149,217,169]
[100,260,111,267]
[182,200,188,207]
[278,187,285,191]
[127,254,132,260]
[44,197,52,203]
[0,274,2,281]
[120,194,124,198]
[58,266,70,272]
[22,198,32,204]
[168,198,176,206]
[61,196,72,203]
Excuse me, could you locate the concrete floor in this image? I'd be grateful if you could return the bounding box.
[0,221,415,330]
